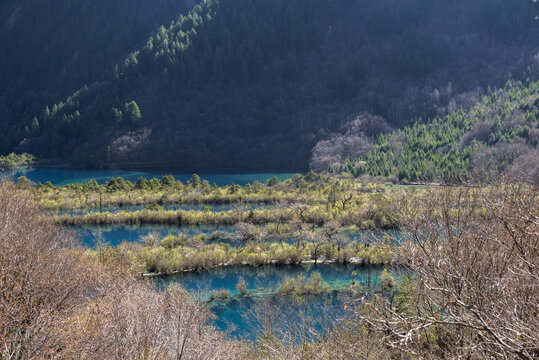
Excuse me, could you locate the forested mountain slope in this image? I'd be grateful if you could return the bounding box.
[3,0,539,170]
[315,79,539,182]
[0,0,195,153]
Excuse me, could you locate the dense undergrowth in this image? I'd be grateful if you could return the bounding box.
[1,178,536,359]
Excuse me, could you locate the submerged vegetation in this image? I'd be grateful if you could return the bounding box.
[277,271,329,296]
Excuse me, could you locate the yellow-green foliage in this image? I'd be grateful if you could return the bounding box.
[278,271,329,296]
[160,233,188,249]
[209,290,229,301]
[236,279,248,296]
[380,268,397,289]
[125,237,397,274]
[52,194,398,229]
[34,173,388,211]
[0,153,35,169]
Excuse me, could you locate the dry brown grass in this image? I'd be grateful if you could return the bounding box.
[0,181,244,359]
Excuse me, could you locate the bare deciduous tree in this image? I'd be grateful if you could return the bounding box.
[0,182,245,359]
[361,183,539,359]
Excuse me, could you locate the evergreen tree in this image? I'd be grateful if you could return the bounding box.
[124,101,142,126]
[30,117,40,134]
[111,107,123,124]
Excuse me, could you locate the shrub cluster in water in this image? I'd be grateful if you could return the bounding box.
[101,233,397,275]
[278,272,329,296]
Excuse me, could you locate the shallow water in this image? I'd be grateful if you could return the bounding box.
[70,223,237,247]
[68,222,403,247]
[2,167,295,186]
[69,223,403,248]
[209,290,354,340]
[155,263,382,294]
[154,264,385,339]
[54,202,274,216]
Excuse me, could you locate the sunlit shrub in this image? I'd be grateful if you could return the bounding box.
[303,271,328,295]
[278,277,296,295]
[160,234,186,249]
[380,268,397,290]
[209,290,229,301]
[236,278,248,296]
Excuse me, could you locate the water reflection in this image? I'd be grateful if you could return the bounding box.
[69,223,403,248]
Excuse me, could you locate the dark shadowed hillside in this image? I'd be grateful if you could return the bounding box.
[3,0,539,171]
[0,0,196,152]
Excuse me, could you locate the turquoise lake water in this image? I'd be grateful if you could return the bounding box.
[70,223,237,247]
[65,218,400,339]
[2,167,295,186]
[154,264,385,339]
[0,167,395,339]
[70,223,402,247]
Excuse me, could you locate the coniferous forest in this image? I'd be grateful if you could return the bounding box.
[316,80,539,182]
[1,1,539,359]
[1,0,538,173]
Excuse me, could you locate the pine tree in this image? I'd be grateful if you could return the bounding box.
[124,101,142,126]
[30,117,40,134]
[111,107,123,124]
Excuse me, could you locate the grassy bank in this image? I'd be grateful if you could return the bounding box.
[53,199,395,228]
[28,172,391,210]
[91,236,399,275]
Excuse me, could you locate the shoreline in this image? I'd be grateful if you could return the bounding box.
[141,258,395,278]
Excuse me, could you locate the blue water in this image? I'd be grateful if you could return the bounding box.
[70,223,402,248]
[1,166,395,341]
[209,291,353,340]
[154,264,385,339]
[2,167,295,186]
[54,203,274,216]
[69,222,402,248]
[70,224,236,247]
[348,228,403,244]
[156,263,382,295]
